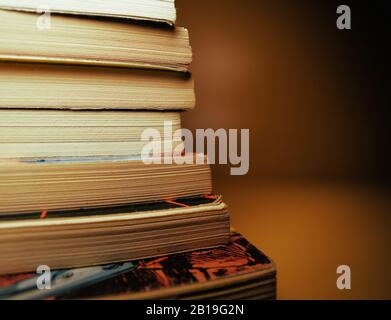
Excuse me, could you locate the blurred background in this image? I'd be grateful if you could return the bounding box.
[177,0,391,299]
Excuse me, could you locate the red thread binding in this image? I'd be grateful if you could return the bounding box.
[203,194,218,200]
[40,210,48,219]
[165,198,189,208]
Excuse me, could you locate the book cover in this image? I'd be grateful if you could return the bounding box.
[0,233,276,300]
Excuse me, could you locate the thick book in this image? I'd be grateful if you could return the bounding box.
[0,62,194,110]
[0,155,212,215]
[0,0,176,25]
[0,233,276,300]
[0,9,191,72]
[0,196,230,275]
[0,110,182,159]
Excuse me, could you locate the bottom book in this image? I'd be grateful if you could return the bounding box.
[0,233,276,300]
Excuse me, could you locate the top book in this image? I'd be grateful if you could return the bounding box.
[0,0,177,25]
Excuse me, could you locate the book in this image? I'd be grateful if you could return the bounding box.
[0,233,276,300]
[0,196,230,275]
[0,1,278,301]
[0,62,194,110]
[0,110,182,159]
[0,155,212,215]
[0,9,191,71]
[0,0,176,25]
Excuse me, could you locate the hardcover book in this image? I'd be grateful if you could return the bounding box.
[0,233,276,300]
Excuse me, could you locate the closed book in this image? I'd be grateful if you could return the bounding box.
[0,196,230,275]
[0,9,190,71]
[0,155,211,215]
[0,233,276,300]
[0,0,177,25]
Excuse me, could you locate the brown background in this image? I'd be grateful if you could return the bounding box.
[177,0,391,299]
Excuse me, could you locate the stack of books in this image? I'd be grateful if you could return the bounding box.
[0,0,276,300]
